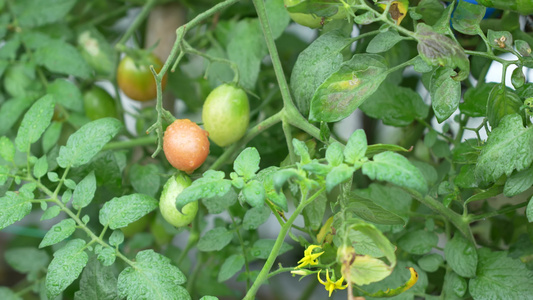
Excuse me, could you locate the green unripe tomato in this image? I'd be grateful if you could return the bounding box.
[83,86,117,120]
[202,84,249,147]
[160,173,198,227]
[284,0,323,28]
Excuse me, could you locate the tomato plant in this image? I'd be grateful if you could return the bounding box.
[202,84,249,147]
[117,53,167,101]
[82,86,117,120]
[163,119,210,173]
[1,0,533,300]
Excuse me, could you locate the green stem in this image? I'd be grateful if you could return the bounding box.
[243,187,326,300]
[466,201,529,222]
[408,190,475,244]
[230,214,251,291]
[208,109,283,170]
[116,0,157,48]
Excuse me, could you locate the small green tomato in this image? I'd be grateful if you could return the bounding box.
[160,173,198,227]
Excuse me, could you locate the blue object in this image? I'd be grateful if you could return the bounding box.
[459,0,497,18]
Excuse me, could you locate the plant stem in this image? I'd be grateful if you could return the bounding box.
[243,187,326,300]
[116,0,157,48]
[408,190,475,244]
[466,201,530,222]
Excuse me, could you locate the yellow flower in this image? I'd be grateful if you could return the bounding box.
[296,245,324,268]
[317,270,348,297]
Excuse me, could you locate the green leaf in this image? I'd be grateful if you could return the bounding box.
[290,30,349,115]
[42,121,63,153]
[504,165,533,197]
[117,250,189,300]
[347,191,406,225]
[451,0,485,35]
[460,82,497,117]
[418,253,444,273]
[5,247,49,276]
[256,167,288,212]
[129,164,161,198]
[444,234,477,278]
[443,271,467,298]
[72,171,96,210]
[74,256,117,300]
[0,165,8,186]
[309,54,388,122]
[285,0,343,17]
[325,142,343,166]
[273,169,305,192]
[475,114,533,182]
[0,136,15,162]
[487,30,513,51]
[430,67,461,123]
[469,248,533,299]
[33,155,48,179]
[34,39,92,79]
[487,85,523,128]
[242,180,266,207]
[94,246,115,266]
[326,164,354,193]
[0,97,35,136]
[202,188,238,214]
[41,206,61,221]
[15,95,55,152]
[365,143,410,157]
[109,230,124,247]
[227,20,265,90]
[362,151,428,194]
[46,239,89,300]
[57,118,122,168]
[398,230,438,255]
[234,147,260,181]
[416,23,469,81]
[360,82,429,126]
[198,227,233,252]
[367,30,405,53]
[46,79,84,113]
[177,170,232,208]
[344,129,367,165]
[511,67,526,89]
[0,191,33,230]
[99,194,158,230]
[200,297,219,300]
[218,254,245,282]
[40,219,76,248]
[515,40,532,57]
[345,220,396,267]
[12,0,76,27]
[243,205,271,230]
[0,287,21,300]
[349,255,393,286]
[292,139,311,164]
[301,191,325,230]
[250,239,293,259]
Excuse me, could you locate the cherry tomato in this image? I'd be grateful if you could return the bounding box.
[163,119,210,173]
[202,84,249,147]
[83,86,117,120]
[117,53,167,101]
[160,173,198,227]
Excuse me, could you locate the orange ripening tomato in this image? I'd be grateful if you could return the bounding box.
[117,53,167,101]
[163,119,210,173]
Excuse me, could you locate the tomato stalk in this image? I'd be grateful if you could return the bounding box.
[243,187,326,300]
